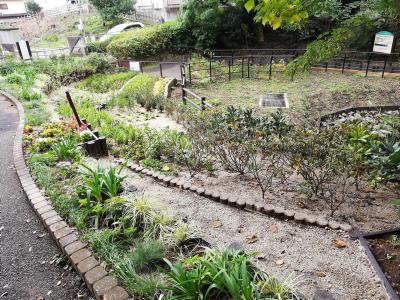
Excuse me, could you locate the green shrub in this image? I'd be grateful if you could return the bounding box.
[43,34,59,42]
[50,135,80,162]
[106,21,191,59]
[77,72,136,93]
[164,248,299,300]
[5,73,24,84]
[131,240,166,271]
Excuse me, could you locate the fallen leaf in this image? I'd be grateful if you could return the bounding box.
[212,220,222,228]
[245,235,258,244]
[333,238,346,249]
[269,224,278,233]
[275,259,284,265]
[38,234,46,239]
[316,271,326,277]
[56,281,61,286]
[28,247,32,252]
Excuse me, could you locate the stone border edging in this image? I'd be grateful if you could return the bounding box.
[2,91,130,300]
[119,159,353,232]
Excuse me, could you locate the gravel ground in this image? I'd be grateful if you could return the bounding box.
[122,168,388,300]
[0,95,90,300]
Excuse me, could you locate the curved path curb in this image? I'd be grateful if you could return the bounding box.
[118,159,353,232]
[1,91,130,300]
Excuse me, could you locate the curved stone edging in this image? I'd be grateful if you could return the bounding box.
[119,159,353,232]
[2,91,130,300]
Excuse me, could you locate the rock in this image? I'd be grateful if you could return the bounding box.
[228,242,244,254]
[313,290,336,300]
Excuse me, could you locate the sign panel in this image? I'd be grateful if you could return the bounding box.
[16,40,32,60]
[129,61,141,71]
[373,31,394,54]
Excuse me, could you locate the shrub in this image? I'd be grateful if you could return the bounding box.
[50,136,80,162]
[106,21,192,59]
[131,240,166,271]
[164,248,299,300]
[5,73,24,85]
[77,72,136,93]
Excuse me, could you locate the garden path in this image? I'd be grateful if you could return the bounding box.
[0,95,89,300]
[119,166,387,300]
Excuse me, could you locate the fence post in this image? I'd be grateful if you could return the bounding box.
[325,61,328,72]
[201,97,206,111]
[269,55,273,80]
[241,58,244,78]
[382,55,388,78]
[228,59,231,81]
[341,54,346,74]
[209,60,212,81]
[159,63,163,77]
[189,63,192,84]
[182,86,187,105]
[247,57,250,78]
[365,53,372,77]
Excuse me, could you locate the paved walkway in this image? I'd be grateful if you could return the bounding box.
[143,63,182,79]
[0,95,88,300]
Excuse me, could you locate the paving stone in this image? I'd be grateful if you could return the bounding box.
[102,286,129,300]
[254,202,264,212]
[92,276,118,297]
[227,197,236,206]
[170,178,178,186]
[316,218,329,227]
[41,210,58,220]
[49,221,68,233]
[273,207,285,215]
[141,168,149,174]
[328,221,341,230]
[65,240,86,255]
[26,187,40,196]
[85,266,107,289]
[77,256,99,274]
[176,180,185,188]
[211,192,221,201]
[283,210,295,218]
[54,227,73,240]
[28,191,42,200]
[182,182,191,190]
[59,233,79,248]
[157,174,165,181]
[236,199,246,208]
[44,215,62,227]
[339,223,352,231]
[245,199,255,209]
[31,195,46,205]
[294,213,307,221]
[37,204,53,215]
[163,176,172,184]
[34,200,50,210]
[305,215,317,224]
[263,204,274,214]
[204,189,212,197]
[196,187,205,195]
[220,195,228,204]
[189,185,198,192]
[70,248,92,266]
[313,290,336,300]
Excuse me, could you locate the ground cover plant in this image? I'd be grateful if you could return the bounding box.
[76,72,137,93]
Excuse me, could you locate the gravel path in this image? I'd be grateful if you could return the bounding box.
[123,168,388,300]
[0,95,89,300]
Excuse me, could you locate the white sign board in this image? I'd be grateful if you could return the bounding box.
[16,40,31,60]
[373,31,394,54]
[129,61,141,71]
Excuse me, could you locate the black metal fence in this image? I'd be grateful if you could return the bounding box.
[210,49,400,79]
[183,54,297,84]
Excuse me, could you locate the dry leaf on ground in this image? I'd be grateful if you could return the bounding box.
[269,224,278,233]
[275,259,284,265]
[333,237,347,248]
[212,220,223,228]
[245,235,258,244]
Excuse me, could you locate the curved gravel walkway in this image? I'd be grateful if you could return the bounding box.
[0,95,89,300]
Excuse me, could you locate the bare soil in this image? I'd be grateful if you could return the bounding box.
[118,167,388,300]
[369,234,400,297]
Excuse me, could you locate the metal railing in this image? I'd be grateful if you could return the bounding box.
[31,47,70,59]
[120,11,164,24]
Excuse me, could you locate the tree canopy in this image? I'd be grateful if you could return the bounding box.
[88,0,134,23]
[25,0,42,15]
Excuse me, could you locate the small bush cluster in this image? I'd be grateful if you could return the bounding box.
[77,72,137,93]
[105,21,192,59]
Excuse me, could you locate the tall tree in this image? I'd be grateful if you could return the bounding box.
[25,0,42,15]
[88,0,134,23]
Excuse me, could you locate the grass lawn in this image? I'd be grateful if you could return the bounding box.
[189,71,400,123]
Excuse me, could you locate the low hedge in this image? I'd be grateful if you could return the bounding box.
[106,21,192,60]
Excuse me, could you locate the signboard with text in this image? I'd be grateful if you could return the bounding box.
[373,31,394,54]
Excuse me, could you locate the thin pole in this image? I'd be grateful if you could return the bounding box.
[269,55,273,80]
[65,91,82,127]
[209,59,212,81]
[382,55,388,78]
[159,63,163,77]
[365,53,372,77]
[201,96,206,111]
[189,63,192,84]
[228,59,231,81]
[341,54,346,74]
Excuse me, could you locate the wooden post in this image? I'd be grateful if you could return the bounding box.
[65,91,82,127]
[201,97,206,111]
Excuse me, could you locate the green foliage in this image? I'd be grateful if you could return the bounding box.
[106,21,192,59]
[181,0,256,50]
[164,248,298,300]
[245,0,308,29]
[131,240,166,271]
[50,135,80,162]
[88,0,133,22]
[43,34,59,43]
[25,0,42,14]
[80,164,126,203]
[77,72,136,93]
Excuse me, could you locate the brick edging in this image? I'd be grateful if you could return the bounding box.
[2,91,130,300]
[119,159,353,232]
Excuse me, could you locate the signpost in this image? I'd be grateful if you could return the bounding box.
[373,31,394,54]
[16,40,32,60]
